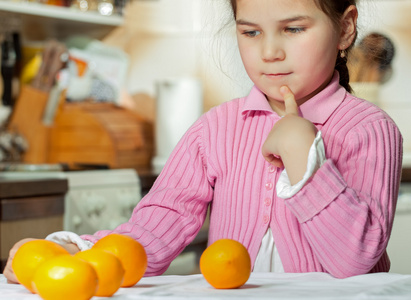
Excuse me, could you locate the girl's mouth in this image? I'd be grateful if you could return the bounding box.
[264,72,292,78]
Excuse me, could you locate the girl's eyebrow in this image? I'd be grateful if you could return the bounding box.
[236,15,311,26]
[279,16,312,24]
[236,19,258,26]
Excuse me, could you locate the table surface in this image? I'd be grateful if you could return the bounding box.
[1,272,411,300]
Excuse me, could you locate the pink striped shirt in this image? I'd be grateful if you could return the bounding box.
[82,73,403,279]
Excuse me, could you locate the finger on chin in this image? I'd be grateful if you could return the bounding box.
[280,86,298,115]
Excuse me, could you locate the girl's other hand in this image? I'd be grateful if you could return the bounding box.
[262,86,318,185]
[3,238,38,284]
[3,238,81,284]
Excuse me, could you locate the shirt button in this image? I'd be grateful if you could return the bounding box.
[265,182,273,190]
[268,165,276,173]
[264,198,271,206]
[263,215,270,224]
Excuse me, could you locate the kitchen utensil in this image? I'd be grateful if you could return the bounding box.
[31,40,67,92]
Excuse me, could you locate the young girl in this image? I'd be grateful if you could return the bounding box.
[4,0,402,280]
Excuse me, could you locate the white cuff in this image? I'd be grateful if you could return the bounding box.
[46,231,94,251]
[276,131,326,199]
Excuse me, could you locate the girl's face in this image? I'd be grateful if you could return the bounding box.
[235,0,345,112]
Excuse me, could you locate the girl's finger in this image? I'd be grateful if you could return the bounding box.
[264,155,284,168]
[280,86,298,115]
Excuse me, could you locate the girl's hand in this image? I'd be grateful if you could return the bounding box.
[3,238,80,284]
[3,238,38,284]
[262,86,318,185]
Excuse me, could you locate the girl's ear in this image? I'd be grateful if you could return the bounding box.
[338,5,358,50]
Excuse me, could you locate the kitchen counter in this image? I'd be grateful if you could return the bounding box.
[0,176,68,271]
[0,176,68,200]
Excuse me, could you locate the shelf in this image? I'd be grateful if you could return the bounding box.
[0,1,123,25]
[0,1,124,40]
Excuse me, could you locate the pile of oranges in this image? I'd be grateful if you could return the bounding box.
[13,234,251,298]
[12,234,147,300]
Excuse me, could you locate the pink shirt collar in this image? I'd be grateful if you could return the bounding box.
[242,72,347,125]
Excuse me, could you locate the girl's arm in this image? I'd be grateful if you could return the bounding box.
[7,121,211,279]
[262,86,318,185]
[262,87,402,278]
[287,119,402,278]
[80,117,213,276]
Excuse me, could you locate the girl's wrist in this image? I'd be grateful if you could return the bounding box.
[281,129,317,185]
[276,131,326,199]
[62,243,81,254]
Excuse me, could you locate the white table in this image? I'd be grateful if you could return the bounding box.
[1,272,411,299]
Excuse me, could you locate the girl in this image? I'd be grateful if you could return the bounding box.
[4,0,402,280]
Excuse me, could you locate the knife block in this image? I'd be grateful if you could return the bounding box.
[7,85,60,163]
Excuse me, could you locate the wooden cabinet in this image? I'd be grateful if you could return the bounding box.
[402,168,411,183]
[0,176,68,271]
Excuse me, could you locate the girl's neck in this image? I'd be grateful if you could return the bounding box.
[267,99,287,117]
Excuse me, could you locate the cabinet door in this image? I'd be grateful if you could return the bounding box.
[0,195,65,271]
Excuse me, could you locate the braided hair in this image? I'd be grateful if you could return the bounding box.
[313,0,357,93]
[335,50,352,93]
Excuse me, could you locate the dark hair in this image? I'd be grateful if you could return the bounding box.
[228,0,357,93]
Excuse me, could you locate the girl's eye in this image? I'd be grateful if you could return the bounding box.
[285,27,305,34]
[242,30,261,37]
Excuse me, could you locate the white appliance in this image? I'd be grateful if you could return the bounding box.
[63,169,141,235]
[152,77,203,173]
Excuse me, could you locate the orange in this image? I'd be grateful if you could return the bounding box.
[93,233,147,287]
[75,248,125,297]
[32,254,98,300]
[12,239,69,293]
[200,239,251,289]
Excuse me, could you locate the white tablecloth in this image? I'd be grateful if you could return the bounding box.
[1,272,411,299]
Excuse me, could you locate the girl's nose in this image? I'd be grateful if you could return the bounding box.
[261,38,285,62]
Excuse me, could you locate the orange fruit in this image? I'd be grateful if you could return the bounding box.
[93,233,147,287]
[32,254,98,300]
[75,248,125,297]
[200,239,251,289]
[12,240,69,293]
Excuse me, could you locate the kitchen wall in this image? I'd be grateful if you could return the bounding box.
[102,0,252,117]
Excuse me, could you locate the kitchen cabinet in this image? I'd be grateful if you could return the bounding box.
[0,1,124,40]
[403,168,411,183]
[0,176,68,271]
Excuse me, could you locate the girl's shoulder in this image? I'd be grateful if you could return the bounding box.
[202,97,247,121]
[337,92,396,125]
